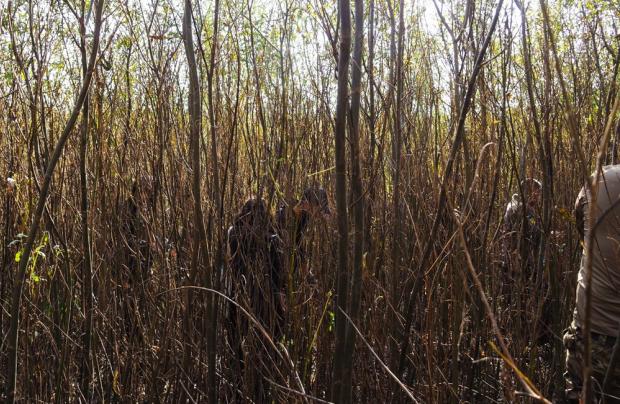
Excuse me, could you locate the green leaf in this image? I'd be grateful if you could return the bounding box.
[327,310,335,332]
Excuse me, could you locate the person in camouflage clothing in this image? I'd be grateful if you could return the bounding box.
[564,165,620,403]
[502,178,552,343]
[225,197,282,401]
[223,188,330,401]
[276,186,331,283]
[502,178,543,275]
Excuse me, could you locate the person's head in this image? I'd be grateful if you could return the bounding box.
[235,197,271,229]
[6,172,16,194]
[129,175,154,203]
[295,186,331,218]
[521,178,542,208]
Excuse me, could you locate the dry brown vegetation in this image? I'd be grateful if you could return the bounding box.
[0,0,619,402]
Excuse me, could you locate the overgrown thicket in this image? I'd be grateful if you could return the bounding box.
[0,0,619,402]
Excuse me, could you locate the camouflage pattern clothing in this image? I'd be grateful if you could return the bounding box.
[573,167,620,337]
[122,182,153,281]
[225,198,283,402]
[226,198,284,339]
[502,180,543,277]
[565,165,620,403]
[276,186,329,282]
[501,179,550,342]
[563,324,620,403]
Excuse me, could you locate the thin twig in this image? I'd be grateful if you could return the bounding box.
[339,307,419,403]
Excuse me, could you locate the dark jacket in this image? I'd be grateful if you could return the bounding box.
[226,199,284,334]
[275,199,309,275]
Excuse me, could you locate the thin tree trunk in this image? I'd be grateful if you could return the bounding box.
[181,1,215,401]
[368,0,376,175]
[391,0,406,384]
[340,0,365,402]
[205,0,221,401]
[5,0,104,400]
[331,0,352,400]
[78,0,94,396]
